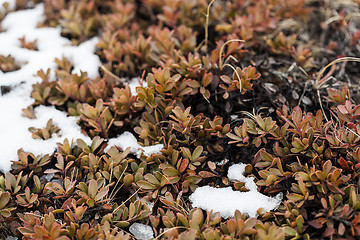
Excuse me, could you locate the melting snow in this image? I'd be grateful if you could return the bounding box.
[105,131,163,158]
[227,163,258,191]
[129,223,154,240]
[127,77,147,96]
[0,4,98,172]
[0,0,15,10]
[215,158,229,166]
[189,163,282,218]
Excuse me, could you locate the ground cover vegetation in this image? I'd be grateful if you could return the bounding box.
[1,0,360,239]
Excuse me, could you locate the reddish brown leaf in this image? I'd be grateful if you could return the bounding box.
[199,171,217,178]
[338,222,345,236]
[207,161,216,171]
[323,227,335,237]
[102,203,112,210]
[320,197,327,209]
[308,220,323,229]
[179,159,189,173]
[61,197,73,210]
[338,157,350,171]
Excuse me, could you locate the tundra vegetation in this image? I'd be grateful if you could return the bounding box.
[1,0,360,239]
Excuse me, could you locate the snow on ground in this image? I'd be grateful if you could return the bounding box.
[0,0,15,11]
[227,163,258,191]
[0,4,98,172]
[0,4,100,87]
[129,223,154,240]
[0,86,91,171]
[105,131,163,158]
[128,77,147,96]
[0,4,160,172]
[215,158,229,166]
[0,0,283,233]
[189,163,282,218]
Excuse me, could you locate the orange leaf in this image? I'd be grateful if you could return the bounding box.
[199,171,217,178]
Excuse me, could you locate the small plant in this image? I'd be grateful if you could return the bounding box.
[28,119,61,140]
[0,190,15,219]
[18,36,38,50]
[6,0,360,239]
[0,54,20,72]
[12,150,51,174]
[16,187,39,208]
[1,172,25,195]
[265,32,296,55]
[76,178,110,207]
[18,212,70,240]
[0,2,9,32]
[45,177,76,199]
[110,84,140,117]
[80,99,114,138]
[220,66,261,97]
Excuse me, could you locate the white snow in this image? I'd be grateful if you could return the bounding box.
[227,163,257,191]
[105,131,163,158]
[189,163,282,218]
[129,223,154,240]
[146,201,154,212]
[0,4,98,172]
[5,236,18,240]
[127,77,147,96]
[230,115,239,120]
[0,0,15,11]
[215,158,229,166]
[0,4,100,87]
[0,83,91,172]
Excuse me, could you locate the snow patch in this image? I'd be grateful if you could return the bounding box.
[0,4,100,87]
[215,158,229,166]
[0,0,16,10]
[105,131,163,158]
[127,77,147,96]
[146,201,154,212]
[5,236,18,240]
[227,163,257,191]
[189,163,282,218]
[129,223,154,240]
[230,115,239,120]
[0,5,99,172]
[0,85,91,172]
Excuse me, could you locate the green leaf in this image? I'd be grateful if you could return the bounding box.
[77,182,88,193]
[88,179,98,199]
[192,146,203,161]
[163,167,179,177]
[186,80,201,88]
[202,72,212,87]
[115,221,130,228]
[144,174,160,186]
[287,193,304,201]
[0,192,10,209]
[94,187,109,202]
[129,202,135,219]
[137,180,157,190]
[91,136,104,152]
[244,218,257,229]
[0,209,11,217]
[5,173,16,189]
[179,87,193,96]
[76,139,88,150]
[284,227,297,237]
